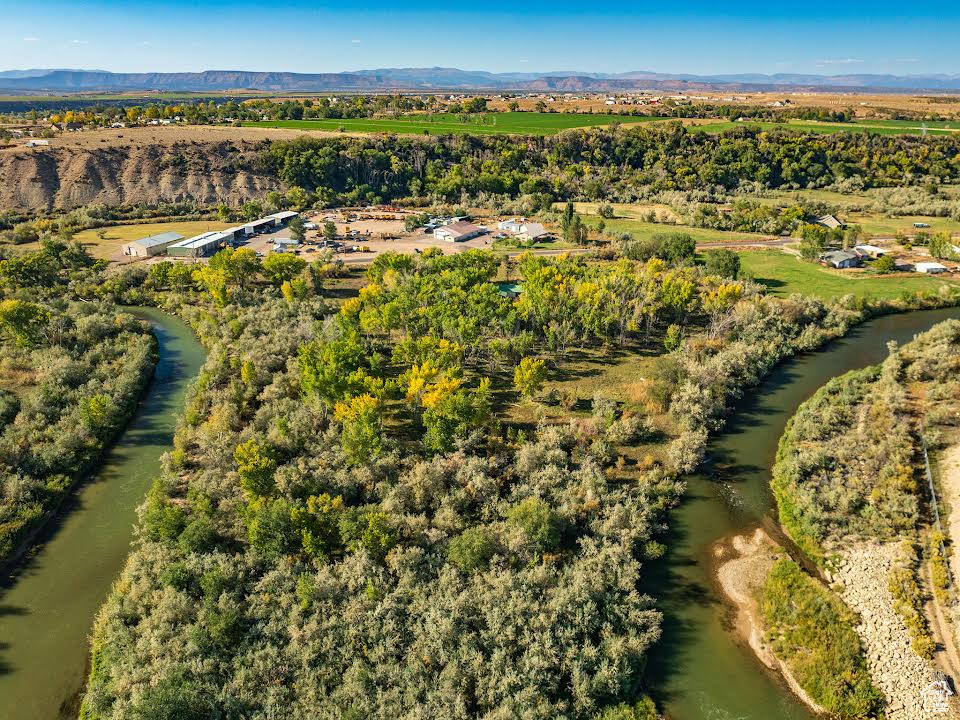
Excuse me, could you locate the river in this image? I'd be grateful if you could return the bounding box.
[0,308,205,720]
[646,306,960,720]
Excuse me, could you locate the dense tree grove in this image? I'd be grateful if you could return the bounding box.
[0,299,156,562]
[259,125,960,206]
[773,319,960,563]
[72,240,944,719]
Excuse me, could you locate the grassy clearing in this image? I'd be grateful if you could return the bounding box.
[739,249,960,300]
[243,112,666,136]
[588,215,773,244]
[566,201,679,223]
[844,213,960,237]
[15,220,230,259]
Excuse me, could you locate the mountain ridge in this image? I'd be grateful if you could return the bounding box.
[2,67,960,93]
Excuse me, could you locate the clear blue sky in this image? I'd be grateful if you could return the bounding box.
[1,0,956,76]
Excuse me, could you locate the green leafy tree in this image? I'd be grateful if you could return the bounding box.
[703,248,741,279]
[288,215,306,243]
[234,439,277,498]
[0,299,49,347]
[262,253,306,285]
[514,357,548,398]
[334,393,383,464]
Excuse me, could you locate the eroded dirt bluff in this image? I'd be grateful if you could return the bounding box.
[0,138,283,210]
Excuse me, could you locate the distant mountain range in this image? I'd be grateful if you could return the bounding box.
[3,67,960,93]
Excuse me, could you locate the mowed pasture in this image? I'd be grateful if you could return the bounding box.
[584,214,777,245]
[24,220,230,259]
[243,112,667,136]
[738,250,960,300]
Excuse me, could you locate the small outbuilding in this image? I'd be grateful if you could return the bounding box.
[916,262,950,274]
[853,244,888,258]
[122,231,184,258]
[814,214,845,230]
[821,250,862,269]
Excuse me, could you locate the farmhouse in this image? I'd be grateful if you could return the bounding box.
[814,214,845,230]
[820,250,862,269]
[516,222,547,242]
[916,262,950,274]
[121,231,184,258]
[167,231,229,258]
[434,221,484,242]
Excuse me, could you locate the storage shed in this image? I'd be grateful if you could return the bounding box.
[122,231,184,258]
[167,231,229,258]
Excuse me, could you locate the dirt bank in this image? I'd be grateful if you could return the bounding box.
[0,134,281,210]
[713,527,827,715]
[941,444,960,587]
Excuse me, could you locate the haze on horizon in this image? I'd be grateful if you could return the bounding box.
[0,0,957,78]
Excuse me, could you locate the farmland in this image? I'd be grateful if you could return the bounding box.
[242,112,667,135]
[738,249,960,299]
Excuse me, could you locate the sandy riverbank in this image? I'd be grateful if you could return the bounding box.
[713,527,827,716]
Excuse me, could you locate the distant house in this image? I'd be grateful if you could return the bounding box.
[273,237,301,250]
[434,221,484,243]
[820,250,862,269]
[814,214,845,230]
[853,244,888,258]
[122,231,184,258]
[497,218,525,233]
[24,139,49,148]
[916,262,950,274]
[516,222,548,242]
[497,218,548,241]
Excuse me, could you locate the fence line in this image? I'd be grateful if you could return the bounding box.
[922,432,952,588]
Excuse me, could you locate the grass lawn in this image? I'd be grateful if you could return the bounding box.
[40,220,229,259]
[565,201,679,223]
[738,249,960,300]
[243,112,666,136]
[590,215,774,244]
[844,214,960,237]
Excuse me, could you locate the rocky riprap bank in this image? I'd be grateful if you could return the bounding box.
[833,543,934,720]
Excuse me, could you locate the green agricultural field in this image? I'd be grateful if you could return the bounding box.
[738,249,960,300]
[243,112,666,136]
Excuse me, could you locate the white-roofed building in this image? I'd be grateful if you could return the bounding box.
[167,231,230,258]
[122,231,184,257]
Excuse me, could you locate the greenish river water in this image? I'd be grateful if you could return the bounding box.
[646,306,960,720]
[1,305,958,720]
[0,308,205,720]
